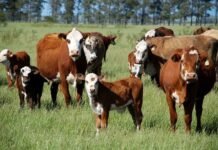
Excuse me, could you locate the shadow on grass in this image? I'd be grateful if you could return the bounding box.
[203,118,218,135]
[0,95,13,107]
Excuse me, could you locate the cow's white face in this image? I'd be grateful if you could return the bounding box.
[66,28,83,60]
[134,40,148,64]
[85,73,99,96]
[83,36,98,64]
[131,64,143,78]
[20,66,32,87]
[180,49,199,83]
[145,29,156,38]
[0,49,10,65]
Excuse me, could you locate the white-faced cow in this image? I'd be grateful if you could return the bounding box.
[17,66,47,109]
[78,73,143,133]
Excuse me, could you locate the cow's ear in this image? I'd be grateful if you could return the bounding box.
[58,33,67,40]
[98,75,106,81]
[33,69,40,75]
[76,73,85,81]
[81,32,91,39]
[171,53,181,62]
[109,35,117,45]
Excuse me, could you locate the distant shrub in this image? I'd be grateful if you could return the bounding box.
[43,16,58,23]
[0,13,7,27]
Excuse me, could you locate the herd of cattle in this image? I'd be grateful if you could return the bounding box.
[0,26,217,134]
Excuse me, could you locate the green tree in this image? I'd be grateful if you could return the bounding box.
[49,0,62,22]
[63,0,74,23]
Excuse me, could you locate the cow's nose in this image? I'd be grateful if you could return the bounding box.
[187,72,198,80]
[90,88,95,93]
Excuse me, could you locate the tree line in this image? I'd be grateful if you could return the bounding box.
[0,0,218,25]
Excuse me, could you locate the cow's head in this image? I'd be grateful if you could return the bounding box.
[134,40,149,64]
[0,49,11,66]
[20,66,39,87]
[171,47,200,83]
[83,34,104,64]
[84,73,99,97]
[58,28,83,61]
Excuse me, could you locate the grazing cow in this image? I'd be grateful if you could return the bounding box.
[193,27,211,35]
[37,28,116,107]
[144,26,174,39]
[17,66,47,109]
[160,47,215,132]
[134,35,218,85]
[0,49,30,87]
[78,73,143,133]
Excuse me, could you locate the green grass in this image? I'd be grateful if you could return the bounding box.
[0,22,218,150]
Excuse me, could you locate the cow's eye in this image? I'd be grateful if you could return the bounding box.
[66,39,70,44]
[79,38,83,44]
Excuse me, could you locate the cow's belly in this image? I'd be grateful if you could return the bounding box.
[111,100,133,113]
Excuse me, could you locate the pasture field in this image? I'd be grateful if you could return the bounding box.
[0,23,218,150]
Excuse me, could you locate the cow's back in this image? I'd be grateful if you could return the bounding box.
[148,35,218,63]
[37,34,66,79]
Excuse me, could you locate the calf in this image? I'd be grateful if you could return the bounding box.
[0,49,30,87]
[160,47,215,132]
[80,73,143,133]
[17,66,47,109]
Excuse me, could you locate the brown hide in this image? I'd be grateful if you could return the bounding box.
[94,76,143,130]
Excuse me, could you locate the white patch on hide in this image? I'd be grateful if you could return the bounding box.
[83,44,97,64]
[66,73,76,87]
[189,50,198,55]
[172,91,180,104]
[145,29,156,38]
[204,60,209,66]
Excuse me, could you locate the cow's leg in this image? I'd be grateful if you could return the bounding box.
[101,109,109,129]
[28,97,34,109]
[6,73,13,87]
[195,96,204,132]
[128,104,136,126]
[60,80,72,106]
[166,94,177,132]
[95,114,101,134]
[134,101,143,130]
[75,81,84,105]
[50,82,58,106]
[18,91,25,108]
[183,100,195,133]
[37,84,44,109]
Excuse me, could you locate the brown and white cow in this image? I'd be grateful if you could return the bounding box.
[193,26,211,35]
[17,66,47,109]
[78,73,143,133]
[37,28,84,106]
[37,28,116,107]
[0,49,30,87]
[160,47,215,132]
